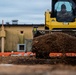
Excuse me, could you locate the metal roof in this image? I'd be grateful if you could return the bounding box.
[0,24,44,26]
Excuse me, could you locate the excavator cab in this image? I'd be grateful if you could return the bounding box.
[33,0,76,37]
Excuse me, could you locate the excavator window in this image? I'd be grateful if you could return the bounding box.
[54,1,75,22]
[55,1,72,11]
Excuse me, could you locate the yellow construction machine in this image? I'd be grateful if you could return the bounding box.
[33,0,76,37]
[33,0,76,59]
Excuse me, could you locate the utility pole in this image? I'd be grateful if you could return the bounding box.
[1,20,5,53]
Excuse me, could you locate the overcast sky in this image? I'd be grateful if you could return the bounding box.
[0,0,51,24]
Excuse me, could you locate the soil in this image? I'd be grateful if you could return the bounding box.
[0,56,76,65]
[0,64,76,75]
[0,56,76,75]
[32,32,76,58]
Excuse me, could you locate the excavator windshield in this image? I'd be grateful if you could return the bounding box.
[55,1,72,11]
[54,1,75,22]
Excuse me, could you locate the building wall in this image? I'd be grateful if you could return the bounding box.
[0,25,44,52]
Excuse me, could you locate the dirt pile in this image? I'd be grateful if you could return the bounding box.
[32,32,76,57]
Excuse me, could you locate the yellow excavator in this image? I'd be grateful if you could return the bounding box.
[33,0,76,58]
[33,0,76,37]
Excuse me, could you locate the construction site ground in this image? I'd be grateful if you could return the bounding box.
[1,32,76,75]
[0,56,76,75]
